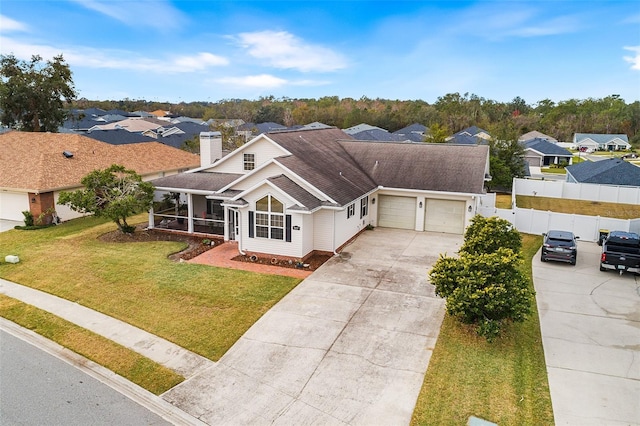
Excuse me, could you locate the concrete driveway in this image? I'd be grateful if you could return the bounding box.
[163,228,462,425]
[534,241,640,425]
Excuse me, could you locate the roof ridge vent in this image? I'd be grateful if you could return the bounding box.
[63,151,74,158]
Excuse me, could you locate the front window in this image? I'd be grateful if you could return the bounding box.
[360,196,369,218]
[243,153,255,171]
[255,195,284,240]
[347,203,355,218]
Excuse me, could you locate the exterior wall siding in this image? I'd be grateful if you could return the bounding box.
[240,184,305,258]
[54,191,86,221]
[312,209,334,252]
[207,138,288,174]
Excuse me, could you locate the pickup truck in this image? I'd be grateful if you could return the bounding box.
[600,231,640,275]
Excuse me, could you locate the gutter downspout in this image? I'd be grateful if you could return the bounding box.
[332,210,339,256]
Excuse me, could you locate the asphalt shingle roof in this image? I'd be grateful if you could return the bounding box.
[151,172,241,192]
[267,175,323,210]
[566,158,640,186]
[524,138,572,156]
[0,131,200,192]
[267,128,377,205]
[84,129,157,145]
[341,141,489,194]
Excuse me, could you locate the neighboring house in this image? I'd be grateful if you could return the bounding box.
[522,138,573,167]
[447,126,491,141]
[350,128,407,142]
[149,128,490,260]
[518,130,558,143]
[0,131,200,223]
[84,129,157,145]
[342,123,386,135]
[565,158,640,186]
[393,123,428,142]
[89,117,168,133]
[574,133,631,151]
[238,122,288,135]
[445,134,487,145]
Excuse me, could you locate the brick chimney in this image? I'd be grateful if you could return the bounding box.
[200,131,222,167]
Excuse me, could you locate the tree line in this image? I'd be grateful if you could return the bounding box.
[77,93,640,144]
[2,54,639,144]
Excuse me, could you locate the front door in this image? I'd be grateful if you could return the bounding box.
[229,210,239,240]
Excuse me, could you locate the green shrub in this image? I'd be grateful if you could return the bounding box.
[22,210,34,227]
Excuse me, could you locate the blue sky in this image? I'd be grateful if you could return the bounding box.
[1,1,639,105]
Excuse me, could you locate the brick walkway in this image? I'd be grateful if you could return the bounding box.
[187,241,313,279]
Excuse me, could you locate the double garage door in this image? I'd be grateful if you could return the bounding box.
[378,195,465,234]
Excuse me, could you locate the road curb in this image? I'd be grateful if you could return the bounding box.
[0,318,207,426]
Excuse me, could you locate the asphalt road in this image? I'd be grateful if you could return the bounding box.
[0,330,171,426]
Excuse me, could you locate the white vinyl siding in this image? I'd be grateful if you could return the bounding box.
[209,137,289,174]
[424,199,465,234]
[378,195,416,229]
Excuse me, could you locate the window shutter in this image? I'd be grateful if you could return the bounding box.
[285,215,292,242]
[249,211,254,238]
[360,200,363,219]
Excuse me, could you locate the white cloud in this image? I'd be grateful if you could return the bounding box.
[623,46,640,70]
[69,0,186,30]
[452,4,579,40]
[0,15,28,33]
[173,53,229,70]
[234,30,348,72]
[0,36,227,73]
[215,74,288,88]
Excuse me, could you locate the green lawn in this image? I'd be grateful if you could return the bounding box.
[0,215,301,361]
[516,195,640,219]
[411,234,553,425]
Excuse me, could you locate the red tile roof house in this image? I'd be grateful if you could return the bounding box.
[0,131,200,224]
[149,127,490,261]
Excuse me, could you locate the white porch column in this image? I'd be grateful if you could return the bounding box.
[187,193,194,233]
[223,206,229,241]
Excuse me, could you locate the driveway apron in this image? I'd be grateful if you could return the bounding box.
[162,228,462,425]
[534,241,640,425]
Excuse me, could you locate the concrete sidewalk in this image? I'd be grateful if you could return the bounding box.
[533,241,640,425]
[0,278,214,379]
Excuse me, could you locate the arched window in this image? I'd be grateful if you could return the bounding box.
[255,195,284,240]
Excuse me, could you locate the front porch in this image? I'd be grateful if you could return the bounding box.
[150,208,225,236]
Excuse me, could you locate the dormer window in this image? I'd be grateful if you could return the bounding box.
[243,153,255,171]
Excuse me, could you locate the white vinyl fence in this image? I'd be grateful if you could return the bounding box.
[491,208,640,242]
[513,178,640,205]
[476,179,640,242]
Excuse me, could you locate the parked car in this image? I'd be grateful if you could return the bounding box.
[600,231,640,275]
[541,230,579,265]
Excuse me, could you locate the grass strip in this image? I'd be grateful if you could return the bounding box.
[0,294,184,395]
[411,234,553,425]
[516,195,640,219]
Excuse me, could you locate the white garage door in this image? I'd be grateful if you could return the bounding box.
[378,195,416,229]
[424,199,465,234]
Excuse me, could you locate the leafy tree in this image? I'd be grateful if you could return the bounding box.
[460,215,521,255]
[425,123,449,143]
[429,215,534,340]
[0,54,77,131]
[487,138,525,191]
[59,165,154,234]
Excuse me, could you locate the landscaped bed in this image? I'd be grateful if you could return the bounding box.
[0,215,302,361]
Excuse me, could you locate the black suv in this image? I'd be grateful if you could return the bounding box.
[541,230,579,265]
